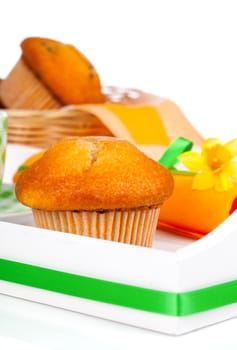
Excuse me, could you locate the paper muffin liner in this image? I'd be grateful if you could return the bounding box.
[0,58,61,109]
[32,207,160,247]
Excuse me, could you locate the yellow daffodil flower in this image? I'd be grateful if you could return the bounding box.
[178,138,237,191]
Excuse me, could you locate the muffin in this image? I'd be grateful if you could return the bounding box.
[0,37,105,109]
[15,137,174,247]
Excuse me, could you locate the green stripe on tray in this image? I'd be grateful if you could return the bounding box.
[0,258,236,316]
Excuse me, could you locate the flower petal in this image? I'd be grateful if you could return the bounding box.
[226,161,237,180]
[214,172,233,192]
[201,138,221,152]
[192,170,215,190]
[178,152,204,172]
[225,138,237,158]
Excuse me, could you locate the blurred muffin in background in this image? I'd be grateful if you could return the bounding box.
[0,37,105,109]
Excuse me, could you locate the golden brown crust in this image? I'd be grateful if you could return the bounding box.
[21,37,105,104]
[16,137,174,211]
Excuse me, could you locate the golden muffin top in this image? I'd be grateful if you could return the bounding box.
[16,137,174,211]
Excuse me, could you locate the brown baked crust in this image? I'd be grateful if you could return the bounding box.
[21,37,105,104]
[16,137,174,211]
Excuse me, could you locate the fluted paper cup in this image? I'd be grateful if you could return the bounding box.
[32,207,160,247]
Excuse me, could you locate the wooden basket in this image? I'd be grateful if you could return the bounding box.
[4,87,142,149]
[6,108,113,149]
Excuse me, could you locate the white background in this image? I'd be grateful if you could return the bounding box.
[1,0,237,141]
[1,0,237,349]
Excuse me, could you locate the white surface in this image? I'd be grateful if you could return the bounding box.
[1,0,237,348]
[0,293,236,350]
[1,294,237,350]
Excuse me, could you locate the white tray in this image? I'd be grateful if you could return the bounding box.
[1,144,237,335]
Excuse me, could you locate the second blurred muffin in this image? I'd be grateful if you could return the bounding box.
[0,37,105,109]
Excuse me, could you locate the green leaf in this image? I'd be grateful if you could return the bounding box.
[17,165,29,171]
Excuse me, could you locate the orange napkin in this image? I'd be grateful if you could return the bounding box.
[158,174,237,239]
[157,136,237,239]
[74,94,203,147]
[13,95,204,183]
